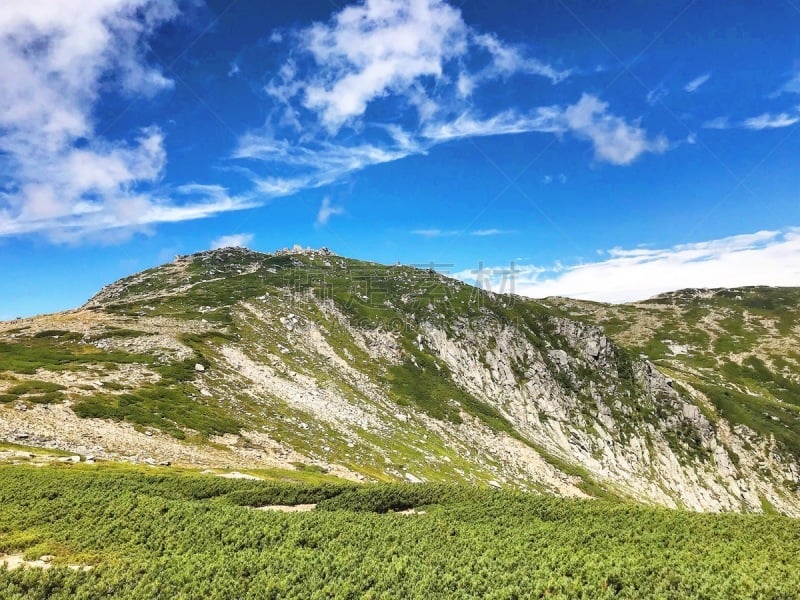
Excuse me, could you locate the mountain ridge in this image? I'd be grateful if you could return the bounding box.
[1,246,798,514]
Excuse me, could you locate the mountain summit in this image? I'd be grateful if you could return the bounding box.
[1,247,798,514]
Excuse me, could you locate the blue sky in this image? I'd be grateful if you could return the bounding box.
[2,0,800,318]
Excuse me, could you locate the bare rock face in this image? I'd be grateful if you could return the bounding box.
[415,311,799,514]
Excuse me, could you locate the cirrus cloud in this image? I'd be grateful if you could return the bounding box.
[684,73,711,93]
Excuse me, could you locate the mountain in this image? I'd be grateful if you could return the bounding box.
[1,247,798,514]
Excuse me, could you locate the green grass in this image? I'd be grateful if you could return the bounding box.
[0,330,242,436]
[86,328,147,341]
[6,380,65,395]
[386,342,524,440]
[72,386,240,439]
[0,338,148,375]
[696,382,800,459]
[0,465,799,599]
[60,332,244,438]
[0,441,73,457]
[72,357,241,439]
[31,330,83,341]
[527,444,619,500]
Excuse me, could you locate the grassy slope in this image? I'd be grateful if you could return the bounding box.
[2,252,581,488]
[6,252,800,497]
[89,250,647,492]
[1,465,799,599]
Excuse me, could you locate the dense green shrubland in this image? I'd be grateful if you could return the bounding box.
[1,465,799,599]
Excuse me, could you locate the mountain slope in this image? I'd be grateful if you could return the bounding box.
[1,248,798,514]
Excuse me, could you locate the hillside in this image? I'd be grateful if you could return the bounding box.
[547,287,800,485]
[1,247,798,514]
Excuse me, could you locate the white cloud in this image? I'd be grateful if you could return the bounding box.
[471,228,510,236]
[285,0,570,134]
[702,116,731,130]
[704,112,800,131]
[542,173,566,184]
[210,233,254,250]
[684,73,710,93]
[420,107,563,142]
[315,196,345,226]
[472,33,570,84]
[411,227,509,237]
[563,94,669,165]
[456,229,800,303]
[237,0,668,204]
[299,0,469,132]
[742,112,800,130]
[411,228,459,238]
[236,135,421,201]
[645,84,668,106]
[239,94,663,201]
[0,1,257,243]
[779,71,800,95]
[0,184,258,243]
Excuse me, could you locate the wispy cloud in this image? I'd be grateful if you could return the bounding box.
[470,228,511,236]
[778,71,800,95]
[210,233,254,250]
[470,32,571,87]
[315,196,345,227]
[412,227,510,237]
[645,83,668,106]
[742,112,800,130]
[0,2,256,243]
[542,173,567,184]
[235,135,419,199]
[411,228,460,238]
[236,0,667,201]
[702,116,731,130]
[684,73,711,93]
[456,229,800,303]
[703,111,799,131]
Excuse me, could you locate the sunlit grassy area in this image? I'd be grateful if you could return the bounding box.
[1,465,799,599]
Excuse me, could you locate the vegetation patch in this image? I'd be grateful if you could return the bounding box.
[1,466,799,599]
[70,333,243,438]
[696,382,800,459]
[31,330,83,341]
[6,381,65,395]
[0,339,147,375]
[387,343,518,438]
